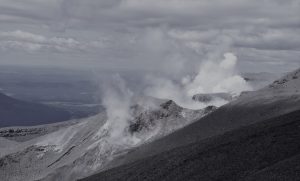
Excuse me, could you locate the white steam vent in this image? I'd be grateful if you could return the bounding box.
[145,52,252,109]
[186,52,251,96]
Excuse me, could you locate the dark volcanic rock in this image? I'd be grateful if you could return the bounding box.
[128,100,213,134]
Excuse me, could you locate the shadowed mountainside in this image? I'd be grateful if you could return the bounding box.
[0,92,71,128]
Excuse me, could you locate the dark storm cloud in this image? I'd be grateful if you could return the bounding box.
[0,0,299,72]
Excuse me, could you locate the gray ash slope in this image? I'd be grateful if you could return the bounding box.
[0,92,71,128]
[0,97,213,181]
[82,107,300,181]
[82,68,300,181]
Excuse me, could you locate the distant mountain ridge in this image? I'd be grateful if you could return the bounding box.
[0,92,71,128]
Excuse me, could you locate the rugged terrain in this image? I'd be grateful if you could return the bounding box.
[0,97,214,181]
[83,109,300,181]
[82,68,300,180]
[1,68,299,181]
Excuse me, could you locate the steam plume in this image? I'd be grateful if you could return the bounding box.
[145,52,252,109]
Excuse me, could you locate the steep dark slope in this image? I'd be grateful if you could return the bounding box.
[244,153,300,181]
[0,92,71,127]
[82,109,300,181]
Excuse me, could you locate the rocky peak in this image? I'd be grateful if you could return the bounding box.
[128,99,216,134]
[129,100,183,134]
[160,100,183,113]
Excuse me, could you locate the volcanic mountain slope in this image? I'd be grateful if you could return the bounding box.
[82,108,300,181]
[0,137,17,152]
[242,72,282,90]
[0,98,214,181]
[2,68,299,181]
[82,67,300,179]
[0,92,71,128]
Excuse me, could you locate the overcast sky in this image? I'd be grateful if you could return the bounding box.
[0,0,299,73]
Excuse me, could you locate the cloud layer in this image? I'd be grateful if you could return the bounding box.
[0,0,299,72]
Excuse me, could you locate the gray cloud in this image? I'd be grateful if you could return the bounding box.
[0,30,109,53]
[0,0,299,73]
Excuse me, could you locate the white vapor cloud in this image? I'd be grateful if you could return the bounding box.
[100,74,134,141]
[145,52,252,109]
[186,53,251,96]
